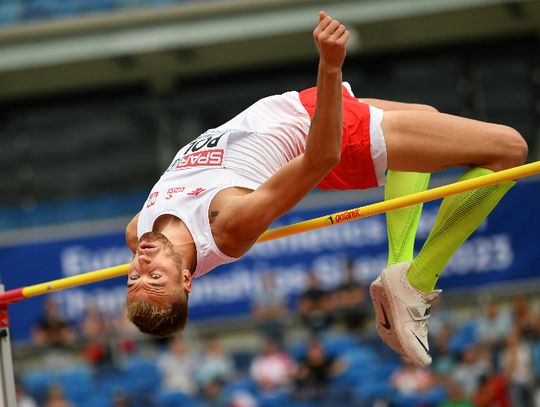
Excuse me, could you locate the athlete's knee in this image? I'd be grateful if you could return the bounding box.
[492,126,528,170]
[508,128,528,165]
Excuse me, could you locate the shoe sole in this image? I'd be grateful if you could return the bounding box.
[380,271,430,368]
[369,280,405,356]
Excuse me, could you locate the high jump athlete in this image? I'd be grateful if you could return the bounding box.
[124,12,527,367]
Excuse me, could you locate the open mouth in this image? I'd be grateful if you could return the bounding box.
[139,243,157,250]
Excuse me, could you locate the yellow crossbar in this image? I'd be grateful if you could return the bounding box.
[257,161,540,242]
[5,161,540,302]
[21,264,130,299]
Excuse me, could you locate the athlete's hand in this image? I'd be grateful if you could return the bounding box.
[313,11,349,70]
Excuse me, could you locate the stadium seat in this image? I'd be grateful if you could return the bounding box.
[353,379,392,400]
[532,342,540,378]
[290,333,359,361]
[25,0,58,20]
[115,0,149,11]
[321,332,358,358]
[286,403,316,407]
[449,321,477,354]
[78,0,113,13]
[122,356,161,394]
[0,1,23,25]
[340,346,377,369]
[231,350,256,374]
[95,372,131,399]
[224,376,257,397]
[23,370,58,403]
[57,366,93,404]
[258,390,290,407]
[388,385,447,407]
[154,389,199,407]
[79,393,113,407]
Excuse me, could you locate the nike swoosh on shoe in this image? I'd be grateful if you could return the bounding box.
[412,331,430,356]
[380,304,391,330]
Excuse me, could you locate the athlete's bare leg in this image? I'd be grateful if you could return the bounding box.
[381,110,527,172]
[361,98,437,113]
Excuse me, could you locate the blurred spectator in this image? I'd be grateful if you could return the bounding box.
[501,330,534,407]
[432,325,456,378]
[531,318,540,407]
[229,391,258,407]
[295,337,345,399]
[472,374,510,407]
[451,345,491,399]
[113,305,139,356]
[81,304,107,340]
[477,298,512,346]
[16,381,37,407]
[80,305,115,371]
[32,297,76,349]
[298,272,332,334]
[476,297,512,369]
[330,259,368,332]
[512,294,537,337]
[197,337,235,387]
[391,360,434,396]
[428,296,454,341]
[199,379,228,407]
[31,296,78,369]
[439,379,473,407]
[251,272,287,343]
[250,337,296,394]
[43,385,73,407]
[112,392,130,407]
[157,336,199,395]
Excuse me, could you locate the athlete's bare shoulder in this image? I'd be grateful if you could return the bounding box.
[125,212,140,253]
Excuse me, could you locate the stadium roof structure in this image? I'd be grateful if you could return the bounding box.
[0,0,538,100]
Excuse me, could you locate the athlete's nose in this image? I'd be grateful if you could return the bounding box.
[138,253,152,265]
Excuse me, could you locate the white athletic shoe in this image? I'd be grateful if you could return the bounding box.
[370,262,441,368]
[369,275,405,357]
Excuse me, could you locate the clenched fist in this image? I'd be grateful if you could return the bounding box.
[313,11,350,70]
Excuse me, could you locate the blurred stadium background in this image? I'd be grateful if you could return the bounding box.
[1,0,540,406]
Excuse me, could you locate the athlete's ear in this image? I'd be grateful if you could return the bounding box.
[182,269,193,293]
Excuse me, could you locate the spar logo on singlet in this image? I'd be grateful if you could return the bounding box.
[167,130,228,171]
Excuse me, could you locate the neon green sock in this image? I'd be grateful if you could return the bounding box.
[385,170,431,266]
[408,167,515,293]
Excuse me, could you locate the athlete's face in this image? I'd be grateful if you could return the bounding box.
[127,232,192,302]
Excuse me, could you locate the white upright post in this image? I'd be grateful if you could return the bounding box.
[0,281,16,407]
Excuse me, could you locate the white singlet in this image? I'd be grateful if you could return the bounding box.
[137,91,311,278]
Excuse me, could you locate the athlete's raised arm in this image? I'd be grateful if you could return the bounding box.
[215,12,350,254]
[304,11,349,167]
